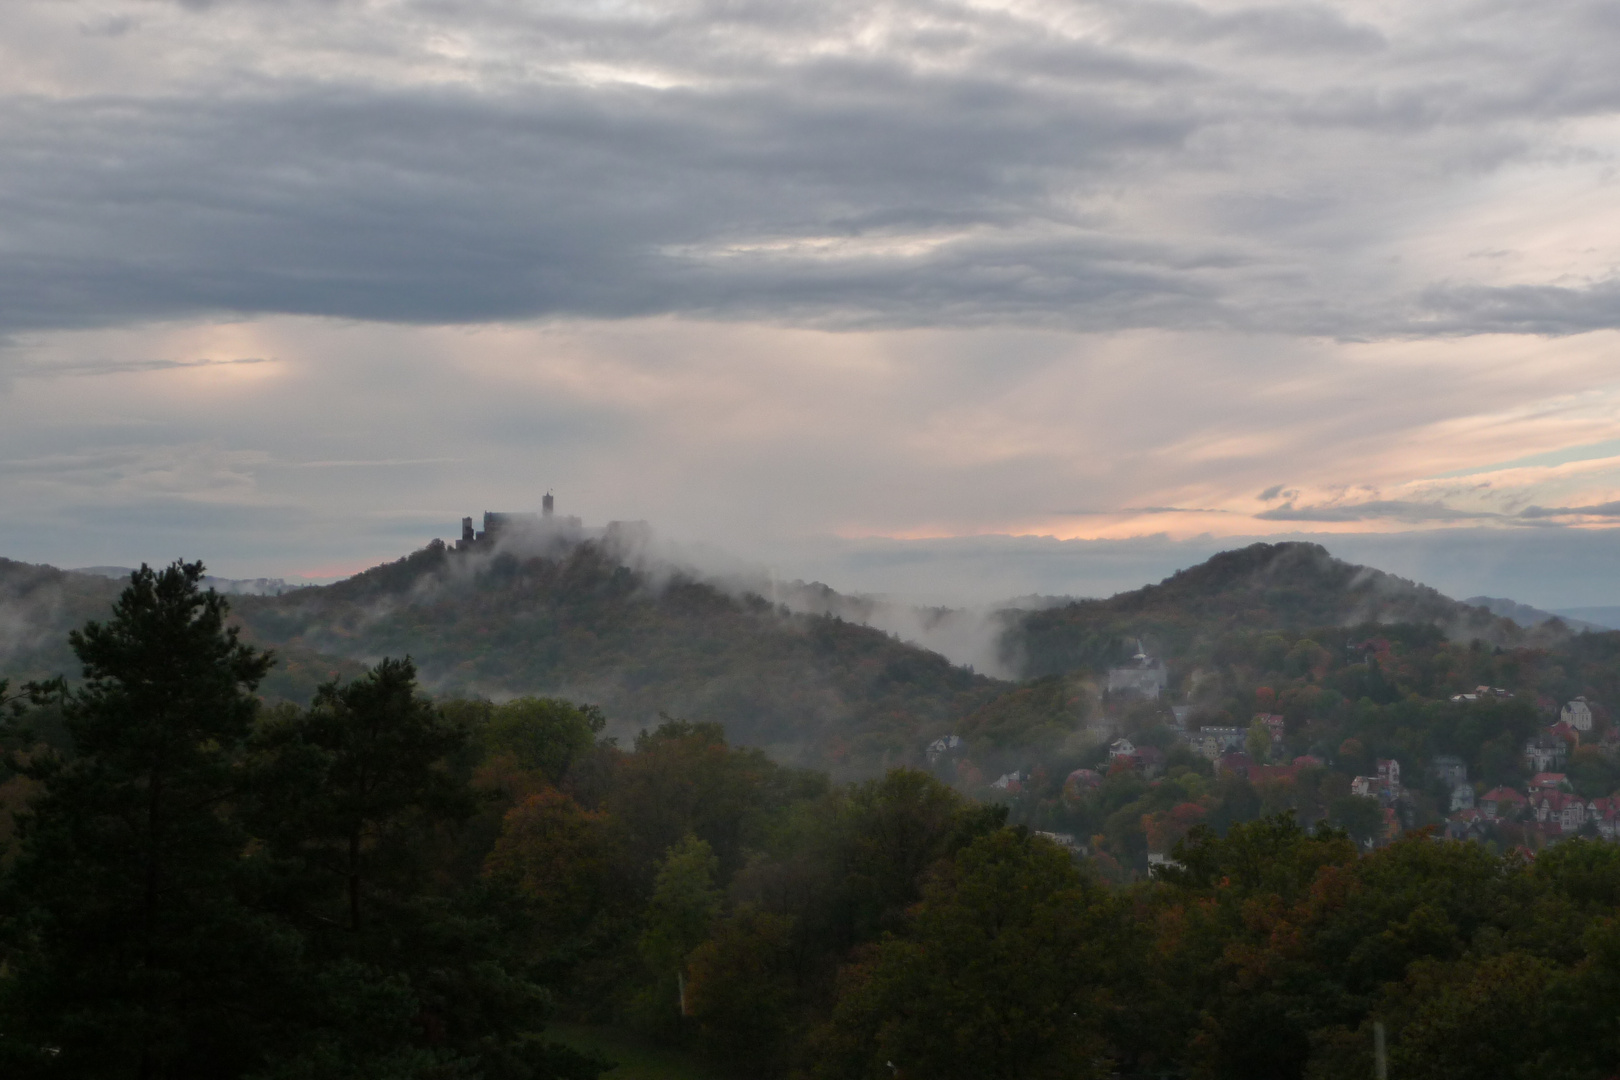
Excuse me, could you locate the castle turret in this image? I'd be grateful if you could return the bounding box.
[542,492,554,517]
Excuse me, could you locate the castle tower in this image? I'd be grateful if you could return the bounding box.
[542,491,554,517]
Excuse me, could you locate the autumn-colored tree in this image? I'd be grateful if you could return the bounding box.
[685,907,799,1077]
[485,787,619,946]
[1143,801,1207,855]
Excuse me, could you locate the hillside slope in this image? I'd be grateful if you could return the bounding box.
[9,538,1605,773]
[0,558,124,682]
[1005,541,1565,679]
[230,539,1003,770]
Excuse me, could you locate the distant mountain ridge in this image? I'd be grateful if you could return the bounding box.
[0,558,125,683]
[1553,606,1620,631]
[1464,596,1609,634]
[73,566,307,596]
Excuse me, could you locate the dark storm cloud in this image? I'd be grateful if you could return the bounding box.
[3,0,1620,337]
[0,74,1202,333]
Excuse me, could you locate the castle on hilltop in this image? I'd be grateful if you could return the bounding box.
[448,493,653,554]
[456,492,582,549]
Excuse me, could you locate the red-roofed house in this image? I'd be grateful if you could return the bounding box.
[1532,790,1587,832]
[1218,751,1256,777]
[1293,754,1325,768]
[1548,720,1581,747]
[1480,787,1527,820]
[1136,746,1167,776]
[1446,808,1487,841]
[1530,772,1569,791]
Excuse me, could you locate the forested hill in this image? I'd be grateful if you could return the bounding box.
[4,538,1600,773]
[0,557,123,681]
[227,539,1002,770]
[0,556,373,710]
[1006,540,1561,678]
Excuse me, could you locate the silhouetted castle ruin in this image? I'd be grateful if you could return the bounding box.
[448,494,651,556]
[456,491,578,549]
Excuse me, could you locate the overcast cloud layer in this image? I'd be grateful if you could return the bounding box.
[6,0,1620,336]
[3,0,1620,606]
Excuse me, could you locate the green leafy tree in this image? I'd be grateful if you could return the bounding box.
[0,561,283,1079]
[1388,954,1556,1080]
[634,835,721,1035]
[1328,794,1384,846]
[482,696,606,787]
[251,659,600,1080]
[608,719,793,883]
[685,907,799,1077]
[816,830,1118,1080]
[842,768,1006,940]
[1246,718,1273,764]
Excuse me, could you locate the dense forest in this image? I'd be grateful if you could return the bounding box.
[3,561,1620,1078]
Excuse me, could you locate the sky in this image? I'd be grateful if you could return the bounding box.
[3,0,1620,609]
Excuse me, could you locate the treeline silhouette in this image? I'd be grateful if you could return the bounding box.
[3,563,1619,1079]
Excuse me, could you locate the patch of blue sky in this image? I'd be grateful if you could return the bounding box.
[1432,439,1620,480]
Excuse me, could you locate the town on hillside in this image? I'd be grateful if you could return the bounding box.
[920,636,1620,870]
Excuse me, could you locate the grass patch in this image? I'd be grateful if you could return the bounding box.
[547,1023,721,1080]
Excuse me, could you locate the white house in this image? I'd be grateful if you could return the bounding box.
[991,770,1026,791]
[1561,697,1594,732]
[1108,737,1138,761]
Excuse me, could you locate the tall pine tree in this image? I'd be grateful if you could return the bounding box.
[0,561,286,1079]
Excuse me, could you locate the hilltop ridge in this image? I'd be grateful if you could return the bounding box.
[4,537,1609,775]
[1007,541,1561,678]
[230,537,1001,771]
